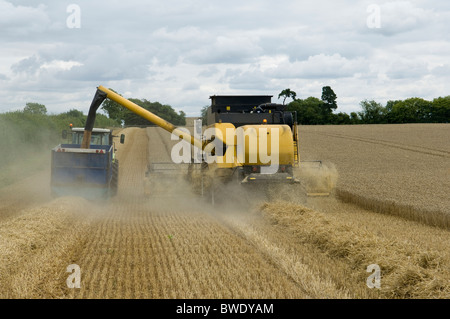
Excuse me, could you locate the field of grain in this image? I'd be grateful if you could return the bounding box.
[298,124,450,228]
[0,124,448,299]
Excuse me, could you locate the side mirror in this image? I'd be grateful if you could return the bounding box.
[120,134,125,144]
[62,130,68,139]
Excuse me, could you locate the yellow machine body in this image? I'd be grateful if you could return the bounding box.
[204,123,295,169]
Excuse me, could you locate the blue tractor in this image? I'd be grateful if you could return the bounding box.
[50,127,124,199]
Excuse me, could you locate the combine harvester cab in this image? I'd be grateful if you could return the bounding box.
[51,127,123,199]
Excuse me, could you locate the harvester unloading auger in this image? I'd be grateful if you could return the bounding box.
[81,86,334,203]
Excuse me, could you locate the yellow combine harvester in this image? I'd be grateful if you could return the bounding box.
[81,86,332,203]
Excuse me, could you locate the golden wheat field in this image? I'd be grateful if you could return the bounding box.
[0,124,449,299]
[298,124,450,227]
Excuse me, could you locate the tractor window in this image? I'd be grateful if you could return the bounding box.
[90,133,109,145]
[101,134,109,145]
[72,133,82,144]
[90,135,101,145]
[70,131,110,145]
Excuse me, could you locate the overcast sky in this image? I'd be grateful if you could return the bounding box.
[1,0,449,116]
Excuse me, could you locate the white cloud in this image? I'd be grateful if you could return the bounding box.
[0,0,449,117]
[269,54,368,79]
[378,1,436,36]
[152,27,209,42]
[40,60,83,71]
[431,64,450,77]
[0,1,51,36]
[185,35,263,65]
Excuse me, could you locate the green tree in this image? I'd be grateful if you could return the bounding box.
[200,105,209,124]
[350,112,360,124]
[24,102,47,115]
[51,109,86,128]
[385,100,403,123]
[389,98,432,123]
[278,88,297,105]
[431,96,450,123]
[101,89,126,123]
[320,86,338,123]
[321,86,337,111]
[65,109,84,118]
[332,112,351,124]
[288,97,325,124]
[122,99,186,126]
[101,90,186,126]
[359,100,385,124]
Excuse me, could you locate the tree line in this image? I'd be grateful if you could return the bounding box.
[279,88,450,125]
[0,93,184,161]
[15,91,186,128]
[101,89,186,126]
[0,103,119,146]
[0,104,117,173]
[0,94,186,167]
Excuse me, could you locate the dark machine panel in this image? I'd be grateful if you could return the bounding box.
[207,95,294,128]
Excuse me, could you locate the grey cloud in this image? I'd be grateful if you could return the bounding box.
[11,55,42,74]
[152,27,210,43]
[0,1,52,37]
[358,1,440,39]
[0,0,450,116]
[11,44,155,83]
[226,68,272,91]
[430,64,450,77]
[385,60,429,79]
[267,54,368,79]
[60,46,152,81]
[182,81,200,91]
[378,1,436,36]
[185,35,263,65]
[197,66,220,77]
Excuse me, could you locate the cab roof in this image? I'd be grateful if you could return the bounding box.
[71,128,111,133]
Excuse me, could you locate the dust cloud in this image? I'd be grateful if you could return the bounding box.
[294,161,339,195]
[0,117,57,220]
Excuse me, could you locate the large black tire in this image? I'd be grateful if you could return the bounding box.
[111,159,119,197]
